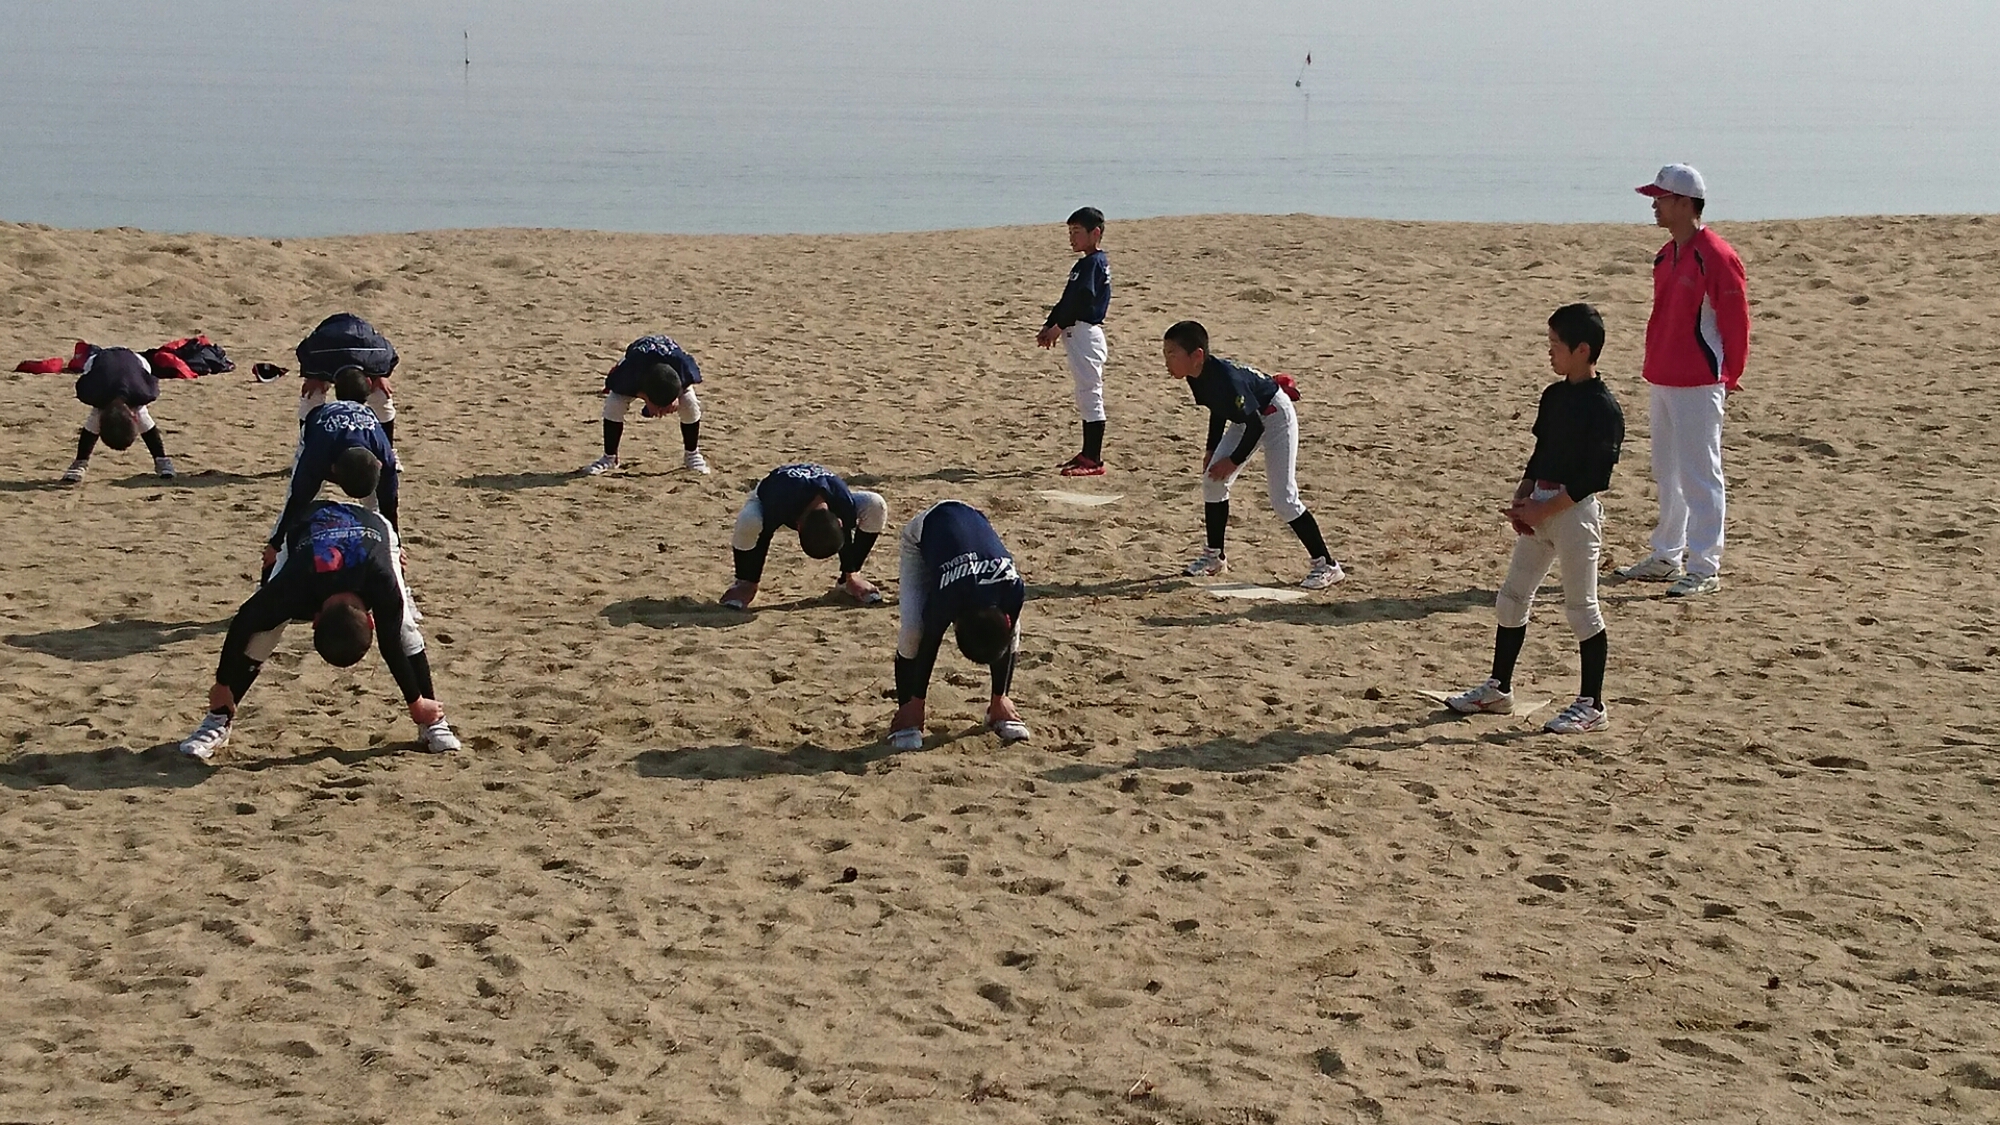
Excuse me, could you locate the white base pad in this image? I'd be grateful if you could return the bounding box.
[1414,689,1553,718]
[1206,582,1310,602]
[1036,490,1123,507]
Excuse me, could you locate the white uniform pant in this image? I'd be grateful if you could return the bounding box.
[896,502,1021,660]
[1644,382,1726,577]
[602,388,701,425]
[1497,490,1605,641]
[83,405,157,435]
[255,525,426,662]
[731,488,887,552]
[1203,394,1306,522]
[1061,323,1107,423]
[301,384,396,425]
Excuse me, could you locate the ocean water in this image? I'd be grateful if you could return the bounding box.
[1,0,1994,237]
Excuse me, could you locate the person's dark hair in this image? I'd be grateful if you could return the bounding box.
[638,361,683,408]
[954,608,1012,664]
[1548,303,1606,365]
[330,446,382,498]
[798,507,843,560]
[1162,320,1209,356]
[98,400,139,450]
[1691,196,1705,218]
[1067,206,1105,231]
[332,366,371,403]
[313,599,374,667]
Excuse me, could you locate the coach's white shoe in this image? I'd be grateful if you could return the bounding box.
[153,456,177,478]
[684,449,711,475]
[1445,678,1514,715]
[1301,557,1346,590]
[583,454,620,476]
[417,718,462,752]
[1615,556,1684,582]
[1185,547,1228,577]
[179,711,233,761]
[1544,697,1609,734]
[1666,573,1721,598]
[60,459,88,484]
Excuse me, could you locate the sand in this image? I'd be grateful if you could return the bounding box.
[1,213,1997,1123]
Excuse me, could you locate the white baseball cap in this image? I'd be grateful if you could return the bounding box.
[1637,163,1706,200]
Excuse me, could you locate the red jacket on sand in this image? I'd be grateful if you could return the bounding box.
[1642,226,1750,391]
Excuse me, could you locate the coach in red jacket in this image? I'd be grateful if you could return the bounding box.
[1615,164,1750,598]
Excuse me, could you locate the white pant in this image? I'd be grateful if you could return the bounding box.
[301,385,396,424]
[84,405,156,435]
[1643,382,1726,577]
[731,488,887,551]
[1062,324,1107,423]
[896,503,1021,660]
[1203,394,1306,522]
[603,387,701,425]
[1497,490,1605,641]
[257,523,425,661]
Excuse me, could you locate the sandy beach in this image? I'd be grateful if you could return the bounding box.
[1,213,1996,1123]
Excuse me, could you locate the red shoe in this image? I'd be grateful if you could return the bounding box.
[1059,455,1106,477]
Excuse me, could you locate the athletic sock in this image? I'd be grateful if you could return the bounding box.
[1579,630,1607,709]
[602,419,624,457]
[380,420,395,445]
[840,530,880,576]
[1081,420,1104,462]
[1204,501,1229,552]
[1491,625,1527,693]
[681,421,701,452]
[140,428,167,459]
[73,428,98,462]
[1288,511,1330,560]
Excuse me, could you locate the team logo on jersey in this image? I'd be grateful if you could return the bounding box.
[937,552,1019,590]
[307,510,374,573]
[776,463,831,480]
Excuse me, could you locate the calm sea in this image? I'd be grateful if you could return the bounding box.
[1,0,1993,237]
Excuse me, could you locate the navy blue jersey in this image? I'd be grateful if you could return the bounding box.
[917,502,1024,637]
[272,400,399,546]
[604,335,703,397]
[222,502,424,702]
[1046,249,1111,328]
[297,313,398,378]
[74,347,159,408]
[755,463,856,530]
[1188,356,1279,423]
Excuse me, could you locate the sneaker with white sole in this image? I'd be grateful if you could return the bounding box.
[1544,696,1609,733]
[1185,547,1228,577]
[1615,556,1684,582]
[418,718,462,752]
[153,456,177,478]
[1666,573,1720,597]
[179,710,233,760]
[60,459,88,484]
[1445,678,1515,714]
[1301,557,1346,590]
[683,449,711,474]
[583,454,620,476]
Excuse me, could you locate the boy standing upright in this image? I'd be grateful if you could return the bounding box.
[1448,304,1625,734]
[1162,320,1344,590]
[1035,207,1111,476]
[1615,164,1750,597]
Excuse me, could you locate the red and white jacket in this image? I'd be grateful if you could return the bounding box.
[1643,226,1750,391]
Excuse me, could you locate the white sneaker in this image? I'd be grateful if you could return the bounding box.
[1185,547,1228,577]
[153,456,177,478]
[1445,678,1514,714]
[1615,556,1684,582]
[179,711,232,761]
[60,459,88,484]
[583,454,619,476]
[418,718,462,752]
[1301,557,1346,590]
[888,727,924,751]
[684,449,711,475]
[1544,696,1609,733]
[1666,573,1721,597]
